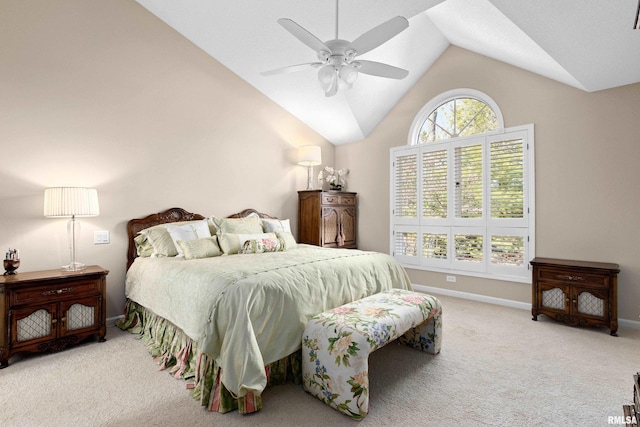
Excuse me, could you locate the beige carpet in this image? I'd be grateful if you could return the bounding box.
[1,293,638,427]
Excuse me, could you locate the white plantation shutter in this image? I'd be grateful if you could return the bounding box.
[423,231,448,260]
[421,226,450,269]
[422,149,447,220]
[390,124,534,282]
[490,234,524,266]
[392,149,419,224]
[453,227,485,272]
[490,138,524,220]
[454,143,483,219]
[393,227,419,265]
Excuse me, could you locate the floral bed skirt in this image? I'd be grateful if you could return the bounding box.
[116,300,302,414]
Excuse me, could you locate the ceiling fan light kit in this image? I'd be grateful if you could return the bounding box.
[261,1,410,97]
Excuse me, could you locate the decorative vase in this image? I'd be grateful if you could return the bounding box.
[3,259,20,276]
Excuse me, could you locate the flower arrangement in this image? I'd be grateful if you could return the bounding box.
[318,166,350,191]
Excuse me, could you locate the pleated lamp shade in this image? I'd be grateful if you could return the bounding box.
[44,187,100,218]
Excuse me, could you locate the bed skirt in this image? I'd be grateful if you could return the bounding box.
[116,299,302,414]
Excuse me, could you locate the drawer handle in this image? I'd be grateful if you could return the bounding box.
[42,287,75,296]
[557,275,584,282]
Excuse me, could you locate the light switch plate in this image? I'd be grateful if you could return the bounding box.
[94,230,110,244]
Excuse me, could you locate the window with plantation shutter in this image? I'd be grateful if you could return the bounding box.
[391,89,535,283]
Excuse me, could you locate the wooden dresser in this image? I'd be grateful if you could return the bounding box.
[0,265,108,367]
[530,257,619,335]
[298,190,357,249]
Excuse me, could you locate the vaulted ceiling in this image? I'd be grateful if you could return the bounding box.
[136,0,640,145]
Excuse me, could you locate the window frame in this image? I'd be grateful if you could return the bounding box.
[391,89,534,283]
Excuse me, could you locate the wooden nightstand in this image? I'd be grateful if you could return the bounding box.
[0,265,108,368]
[530,257,619,335]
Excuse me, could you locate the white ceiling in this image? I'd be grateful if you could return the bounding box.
[135,0,640,145]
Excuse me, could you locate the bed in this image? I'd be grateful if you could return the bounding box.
[117,207,412,414]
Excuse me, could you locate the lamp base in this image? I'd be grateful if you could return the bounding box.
[62,262,86,272]
[306,165,314,190]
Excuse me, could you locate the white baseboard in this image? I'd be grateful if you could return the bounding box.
[107,315,124,327]
[412,283,640,330]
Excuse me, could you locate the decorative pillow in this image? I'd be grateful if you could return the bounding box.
[210,212,263,234]
[276,231,297,251]
[218,232,279,255]
[140,220,211,257]
[141,226,179,257]
[177,237,222,259]
[134,234,154,257]
[166,220,212,256]
[262,218,291,233]
[240,237,282,254]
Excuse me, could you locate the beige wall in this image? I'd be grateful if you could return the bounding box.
[2,1,638,323]
[0,0,333,319]
[337,45,640,321]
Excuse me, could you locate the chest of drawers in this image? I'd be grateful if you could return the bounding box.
[298,190,357,249]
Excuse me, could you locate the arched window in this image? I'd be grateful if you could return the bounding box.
[391,89,534,283]
[408,89,504,145]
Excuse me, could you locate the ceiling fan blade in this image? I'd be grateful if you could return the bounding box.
[357,60,409,80]
[278,18,329,53]
[350,16,409,55]
[261,62,323,76]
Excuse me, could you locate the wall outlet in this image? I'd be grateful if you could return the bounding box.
[446,275,456,283]
[94,230,110,244]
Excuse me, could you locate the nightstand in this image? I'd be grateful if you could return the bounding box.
[531,257,619,335]
[0,265,108,367]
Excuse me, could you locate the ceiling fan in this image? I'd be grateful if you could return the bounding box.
[261,0,410,97]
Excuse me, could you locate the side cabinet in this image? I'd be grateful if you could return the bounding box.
[298,190,357,249]
[530,257,618,336]
[0,266,108,368]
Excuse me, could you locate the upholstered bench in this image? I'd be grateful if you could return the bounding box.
[302,289,442,420]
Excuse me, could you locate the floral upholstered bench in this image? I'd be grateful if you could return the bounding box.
[302,289,442,420]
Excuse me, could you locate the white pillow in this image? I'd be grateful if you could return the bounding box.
[262,218,291,233]
[140,219,211,257]
[166,220,212,256]
[176,237,222,259]
[209,212,262,233]
[276,231,297,250]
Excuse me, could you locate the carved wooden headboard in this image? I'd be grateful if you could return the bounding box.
[126,207,276,270]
